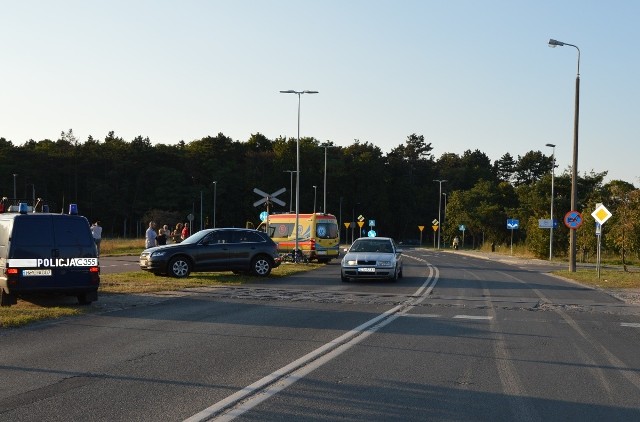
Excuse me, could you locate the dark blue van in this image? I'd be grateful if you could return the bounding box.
[0,203,100,307]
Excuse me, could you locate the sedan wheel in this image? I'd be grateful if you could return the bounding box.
[251,256,272,277]
[169,257,191,278]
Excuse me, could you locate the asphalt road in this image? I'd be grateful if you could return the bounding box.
[1,249,639,421]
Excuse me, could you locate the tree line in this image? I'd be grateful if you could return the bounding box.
[1,129,638,263]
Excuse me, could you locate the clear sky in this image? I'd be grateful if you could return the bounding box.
[1,1,638,185]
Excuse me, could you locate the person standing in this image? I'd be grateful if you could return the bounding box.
[145,221,157,249]
[181,222,190,240]
[91,221,102,256]
[172,223,183,243]
[156,227,167,246]
[163,225,172,244]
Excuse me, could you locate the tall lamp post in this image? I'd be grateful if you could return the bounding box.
[433,179,447,249]
[549,38,580,272]
[319,143,336,213]
[442,192,447,247]
[545,143,556,260]
[312,185,317,213]
[212,181,217,228]
[13,173,17,199]
[283,170,295,212]
[280,89,318,257]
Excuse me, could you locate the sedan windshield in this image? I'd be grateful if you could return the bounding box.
[350,240,393,253]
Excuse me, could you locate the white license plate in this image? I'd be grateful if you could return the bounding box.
[358,267,376,273]
[23,269,52,276]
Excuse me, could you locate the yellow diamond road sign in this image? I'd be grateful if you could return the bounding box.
[591,204,612,225]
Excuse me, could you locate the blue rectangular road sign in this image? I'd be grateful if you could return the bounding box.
[507,219,519,229]
[538,219,558,229]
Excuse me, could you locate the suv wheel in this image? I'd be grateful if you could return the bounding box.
[251,255,272,277]
[169,256,191,278]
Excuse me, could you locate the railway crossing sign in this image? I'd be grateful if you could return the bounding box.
[564,210,583,229]
[253,187,286,232]
[253,187,286,208]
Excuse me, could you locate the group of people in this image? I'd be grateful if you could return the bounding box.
[145,221,191,249]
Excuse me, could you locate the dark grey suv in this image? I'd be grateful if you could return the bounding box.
[139,228,281,278]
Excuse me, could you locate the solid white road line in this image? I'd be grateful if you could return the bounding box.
[184,256,438,422]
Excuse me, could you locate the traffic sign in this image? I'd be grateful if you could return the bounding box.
[368,230,377,237]
[418,225,425,232]
[432,225,438,232]
[506,219,519,229]
[253,187,286,208]
[459,225,466,232]
[564,211,583,229]
[591,204,612,225]
[432,219,439,226]
[259,211,268,222]
[369,220,376,227]
[538,219,558,229]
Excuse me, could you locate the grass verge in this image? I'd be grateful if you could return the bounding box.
[0,262,322,328]
[554,269,640,289]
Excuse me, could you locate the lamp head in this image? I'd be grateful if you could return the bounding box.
[545,143,556,148]
[548,39,564,48]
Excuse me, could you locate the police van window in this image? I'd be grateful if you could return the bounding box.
[12,218,54,247]
[53,218,94,247]
[316,223,338,239]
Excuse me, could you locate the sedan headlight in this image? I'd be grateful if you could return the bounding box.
[378,260,393,267]
[344,259,358,266]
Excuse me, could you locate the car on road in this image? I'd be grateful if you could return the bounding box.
[139,228,281,278]
[340,237,403,282]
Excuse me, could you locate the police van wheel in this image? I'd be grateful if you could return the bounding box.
[1,290,17,307]
[77,293,92,305]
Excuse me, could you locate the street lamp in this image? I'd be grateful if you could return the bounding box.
[212,181,217,228]
[545,143,556,260]
[442,192,447,247]
[433,179,447,249]
[319,142,336,213]
[13,173,17,199]
[283,170,296,212]
[313,185,317,213]
[280,89,319,257]
[549,38,580,272]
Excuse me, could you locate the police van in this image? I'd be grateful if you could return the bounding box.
[0,200,100,307]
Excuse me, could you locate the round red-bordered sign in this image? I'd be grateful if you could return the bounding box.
[564,210,583,229]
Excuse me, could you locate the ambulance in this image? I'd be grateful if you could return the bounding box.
[261,213,339,262]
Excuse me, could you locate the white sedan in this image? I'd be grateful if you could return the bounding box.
[340,237,403,282]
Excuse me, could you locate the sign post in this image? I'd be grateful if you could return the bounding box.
[253,187,286,235]
[432,219,439,249]
[506,219,519,255]
[592,204,612,279]
[418,225,424,246]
